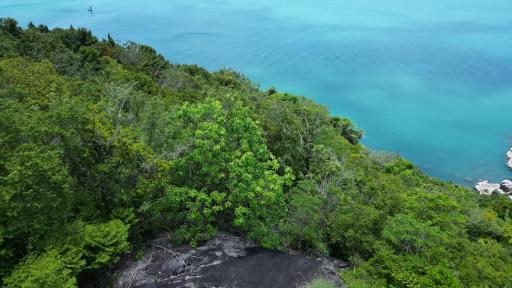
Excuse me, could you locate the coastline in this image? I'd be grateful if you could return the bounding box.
[475,147,512,199]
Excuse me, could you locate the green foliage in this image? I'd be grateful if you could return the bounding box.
[305,277,337,288]
[384,158,415,174]
[281,185,327,254]
[254,93,332,177]
[0,18,21,37]
[83,220,129,269]
[330,116,363,145]
[3,250,78,288]
[381,214,447,255]
[348,246,463,288]
[0,19,511,288]
[0,145,72,275]
[115,42,169,78]
[454,238,512,287]
[146,185,223,245]
[143,97,289,247]
[329,202,384,259]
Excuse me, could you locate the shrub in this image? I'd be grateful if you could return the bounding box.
[3,250,77,288]
[83,220,129,269]
[305,277,337,288]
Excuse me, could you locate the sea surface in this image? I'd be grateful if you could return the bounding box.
[2,0,512,185]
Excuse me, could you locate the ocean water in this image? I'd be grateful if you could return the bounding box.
[2,0,512,185]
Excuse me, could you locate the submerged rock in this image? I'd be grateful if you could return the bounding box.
[114,233,348,288]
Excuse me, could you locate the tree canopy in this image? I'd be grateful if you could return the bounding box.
[0,18,511,287]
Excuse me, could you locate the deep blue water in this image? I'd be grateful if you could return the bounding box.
[2,0,512,185]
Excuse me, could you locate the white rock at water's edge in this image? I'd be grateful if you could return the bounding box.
[474,147,512,199]
[475,180,502,196]
[507,148,512,169]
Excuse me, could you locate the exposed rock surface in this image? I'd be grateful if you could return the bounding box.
[114,233,348,288]
[475,180,502,196]
[475,180,512,200]
[501,180,512,193]
[474,147,512,200]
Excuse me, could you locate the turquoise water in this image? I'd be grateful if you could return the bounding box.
[2,0,512,184]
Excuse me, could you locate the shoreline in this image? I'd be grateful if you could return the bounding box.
[507,147,512,169]
[474,147,512,199]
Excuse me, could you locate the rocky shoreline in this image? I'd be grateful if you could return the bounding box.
[474,147,512,200]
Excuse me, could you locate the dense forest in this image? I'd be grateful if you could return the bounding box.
[0,18,511,287]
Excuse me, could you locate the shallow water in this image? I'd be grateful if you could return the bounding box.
[2,0,512,184]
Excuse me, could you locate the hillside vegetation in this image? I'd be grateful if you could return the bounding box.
[0,19,511,287]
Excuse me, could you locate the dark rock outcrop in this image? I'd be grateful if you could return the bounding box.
[500,180,512,193]
[114,233,348,288]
